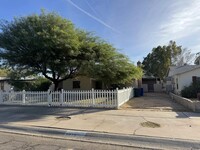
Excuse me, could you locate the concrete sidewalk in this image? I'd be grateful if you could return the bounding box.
[2,106,200,141]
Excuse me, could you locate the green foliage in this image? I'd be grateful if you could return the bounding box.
[9,77,51,91]
[82,42,143,87]
[142,41,186,79]
[0,11,141,90]
[0,11,102,90]
[31,77,52,91]
[142,46,171,79]
[0,69,9,76]
[181,81,200,98]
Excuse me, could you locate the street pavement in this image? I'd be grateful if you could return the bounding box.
[0,93,200,149]
[0,132,143,150]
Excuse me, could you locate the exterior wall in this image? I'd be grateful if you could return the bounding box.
[4,81,12,91]
[133,79,139,88]
[174,67,200,94]
[170,93,200,112]
[62,76,92,90]
[141,84,148,92]
[0,81,12,92]
[141,84,163,92]
[166,80,173,93]
[154,84,162,92]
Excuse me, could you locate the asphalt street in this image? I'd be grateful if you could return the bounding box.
[0,132,146,150]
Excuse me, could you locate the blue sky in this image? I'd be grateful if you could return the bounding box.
[1,0,200,64]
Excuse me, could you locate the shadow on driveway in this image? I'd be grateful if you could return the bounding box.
[0,105,109,124]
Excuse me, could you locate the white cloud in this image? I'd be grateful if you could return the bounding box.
[158,0,200,40]
[190,44,200,53]
[66,0,120,34]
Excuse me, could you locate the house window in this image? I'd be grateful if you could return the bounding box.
[73,81,80,89]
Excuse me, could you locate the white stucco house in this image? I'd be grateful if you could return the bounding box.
[166,65,200,94]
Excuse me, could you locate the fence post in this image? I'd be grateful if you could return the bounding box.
[22,90,26,104]
[92,88,95,105]
[116,88,119,109]
[48,89,52,107]
[60,89,64,106]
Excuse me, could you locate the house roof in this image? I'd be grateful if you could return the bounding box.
[167,65,200,76]
[0,76,35,82]
[167,66,176,76]
[0,77,10,81]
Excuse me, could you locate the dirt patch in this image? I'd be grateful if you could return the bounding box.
[140,121,161,128]
[121,93,189,112]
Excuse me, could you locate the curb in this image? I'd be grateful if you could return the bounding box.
[0,124,200,150]
[0,124,158,150]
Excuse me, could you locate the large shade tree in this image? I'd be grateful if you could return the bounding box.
[82,42,143,88]
[142,41,194,80]
[0,11,142,90]
[0,12,88,90]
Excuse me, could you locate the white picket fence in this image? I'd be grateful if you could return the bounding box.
[0,87,134,108]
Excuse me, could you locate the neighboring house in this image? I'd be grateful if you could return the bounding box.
[0,76,36,92]
[0,77,12,92]
[166,65,200,94]
[58,76,106,90]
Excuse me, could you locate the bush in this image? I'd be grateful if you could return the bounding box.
[11,77,51,91]
[30,77,52,91]
[181,80,200,98]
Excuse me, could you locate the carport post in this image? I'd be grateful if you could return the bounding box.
[22,90,26,104]
[60,89,64,106]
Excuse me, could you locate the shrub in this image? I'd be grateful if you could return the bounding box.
[11,77,51,91]
[181,80,200,98]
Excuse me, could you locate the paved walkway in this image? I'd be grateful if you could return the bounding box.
[0,103,200,141]
[121,93,189,112]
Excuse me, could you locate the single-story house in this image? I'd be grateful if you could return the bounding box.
[0,76,36,92]
[166,65,200,94]
[55,75,136,91]
[57,76,106,90]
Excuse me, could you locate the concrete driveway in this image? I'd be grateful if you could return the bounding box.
[121,93,189,112]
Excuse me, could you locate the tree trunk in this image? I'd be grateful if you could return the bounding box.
[53,81,60,91]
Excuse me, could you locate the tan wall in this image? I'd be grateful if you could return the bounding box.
[62,76,92,90]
